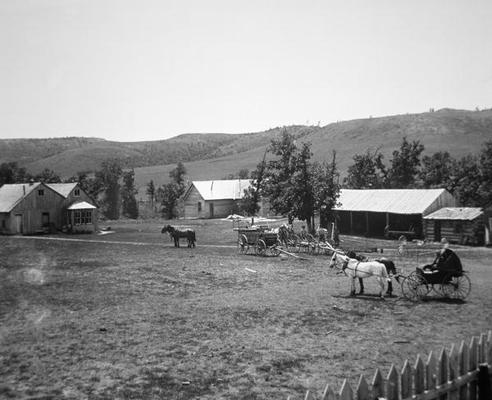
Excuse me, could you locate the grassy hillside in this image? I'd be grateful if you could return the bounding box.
[1,108,491,195]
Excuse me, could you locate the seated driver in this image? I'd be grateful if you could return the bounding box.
[423,238,462,273]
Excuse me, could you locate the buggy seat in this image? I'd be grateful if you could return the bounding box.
[416,249,463,283]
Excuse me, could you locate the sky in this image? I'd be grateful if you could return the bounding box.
[1,0,491,142]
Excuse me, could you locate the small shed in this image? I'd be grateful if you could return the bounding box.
[183,180,252,219]
[334,188,456,239]
[423,207,485,245]
[67,201,98,233]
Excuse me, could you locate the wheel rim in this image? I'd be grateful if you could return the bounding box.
[401,272,429,300]
[256,239,266,256]
[441,275,471,299]
[238,235,248,254]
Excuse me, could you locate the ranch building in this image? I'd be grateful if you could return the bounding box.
[334,188,456,239]
[423,207,485,245]
[0,182,98,235]
[48,183,99,233]
[183,179,253,219]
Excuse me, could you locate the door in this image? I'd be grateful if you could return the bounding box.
[15,214,23,234]
[42,212,50,227]
[209,203,214,218]
[434,220,441,242]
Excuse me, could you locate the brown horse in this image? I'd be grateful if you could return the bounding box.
[161,225,196,248]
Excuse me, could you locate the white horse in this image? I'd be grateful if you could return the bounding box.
[329,251,389,298]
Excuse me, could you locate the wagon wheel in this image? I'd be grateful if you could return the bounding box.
[238,234,249,254]
[255,239,267,256]
[270,240,282,257]
[400,271,430,301]
[441,273,471,300]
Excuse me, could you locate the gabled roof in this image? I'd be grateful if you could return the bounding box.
[334,189,452,214]
[188,180,252,201]
[0,182,43,212]
[67,201,97,210]
[424,207,483,221]
[47,183,78,198]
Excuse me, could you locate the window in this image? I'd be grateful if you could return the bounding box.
[74,210,92,225]
[74,189,80,196]
[1,220,5,229]
[454,221,463,234]
[197,202,202,212]
[38,189,44,196]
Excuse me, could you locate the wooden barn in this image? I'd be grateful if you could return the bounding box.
[183,180,252,219]
[334,188,456,239]
[423,207,485,245]
[0,182,98,235]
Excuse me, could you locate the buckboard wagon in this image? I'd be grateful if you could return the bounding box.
[235,227,281,256]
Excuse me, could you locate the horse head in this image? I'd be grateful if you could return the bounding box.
[161,225,174,234]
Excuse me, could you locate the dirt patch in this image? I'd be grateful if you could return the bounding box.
[1,222,491,399]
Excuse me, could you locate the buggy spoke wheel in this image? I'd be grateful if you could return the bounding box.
[256,239,267,256]
[441,274,471,300]
[238,234,249,254]
[401,272,429,301]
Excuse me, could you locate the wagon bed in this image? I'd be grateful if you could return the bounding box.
[235,227,280,256]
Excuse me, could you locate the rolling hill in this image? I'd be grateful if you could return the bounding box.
[1,108,491,199]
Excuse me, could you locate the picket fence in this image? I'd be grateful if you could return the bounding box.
[290,331,492,400]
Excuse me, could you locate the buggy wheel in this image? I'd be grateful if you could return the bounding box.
[441,274,471,300]
[256,239,267,256]
[238,234,249,254]
[270,240,282,257]
[401,271,430,301]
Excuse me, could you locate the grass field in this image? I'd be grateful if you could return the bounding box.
[1,218,491,399]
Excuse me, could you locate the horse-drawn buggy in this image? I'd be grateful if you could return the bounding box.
[236,226,281,256]
[400,245,471,301]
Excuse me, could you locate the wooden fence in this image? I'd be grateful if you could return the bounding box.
[291,331,492,400]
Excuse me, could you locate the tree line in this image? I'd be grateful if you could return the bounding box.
[0,160,139,221]
[234,131,492,233]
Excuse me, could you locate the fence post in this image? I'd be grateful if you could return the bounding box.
[401,359,412,399]
[321,384,337,400]
[448,344,459,400]
[459,340,469,400]
[372,368,384,399]
[487,331,492,365]
[470,336,478,399]
[426,351,437,392]
[386,364,398,400]
[414,354,425,396]
[478,363,491,400]
[438,348,449,400]
[356,375,370,400]
[339,379,353,400]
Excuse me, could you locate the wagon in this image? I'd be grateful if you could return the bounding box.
[400,267,471,301]
[236,227,281,256]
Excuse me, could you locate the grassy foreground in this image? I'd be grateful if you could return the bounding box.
[1,219,491,399]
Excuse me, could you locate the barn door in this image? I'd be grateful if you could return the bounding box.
[434,220,441,242]
[209,203,214,218]
[15,214,23,234]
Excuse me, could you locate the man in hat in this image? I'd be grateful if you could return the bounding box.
[423,238,462,273]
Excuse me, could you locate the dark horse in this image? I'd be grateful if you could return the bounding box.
[161,225,196,248]
[346,251,399,296]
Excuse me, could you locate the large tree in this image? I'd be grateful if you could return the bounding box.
[386,137,424,188]
[312,152,341,228]
[121,169,138,219]
[344,149,386,189]
[239,153,266,216]
[0,162,30,186]
[146,180,156,210]
[159,162,188,219]
[262,129,298,222]
[96,159,123,220]
[419,151,454,189]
